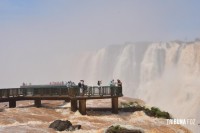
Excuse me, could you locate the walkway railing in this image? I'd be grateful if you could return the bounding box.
[0,85,122,98]
[68,86,122,97]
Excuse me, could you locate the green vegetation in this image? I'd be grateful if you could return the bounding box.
[120,101,140,108]
[129,101,134,105]
[120,101,171,119]
[144,107,171,119]
[106,125,143,133]
[107,125,123,133]
[120,102,131,108]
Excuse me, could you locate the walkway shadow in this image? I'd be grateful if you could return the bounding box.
[41,102,70,110]
[86,107,143,116]
[17,102,70,110]
[42,105,70,110]
[0,108,5,112]
[17,105,36,108]
[17,104,70,110]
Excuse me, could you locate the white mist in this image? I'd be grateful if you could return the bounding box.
[73,40,200,132]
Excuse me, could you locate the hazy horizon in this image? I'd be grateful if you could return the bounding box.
[0,0,200,88]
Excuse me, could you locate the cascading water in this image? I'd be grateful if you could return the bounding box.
[73,40,200,132]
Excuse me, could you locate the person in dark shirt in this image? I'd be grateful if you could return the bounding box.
[80,80,85,96]
[110,79,115,96]
[97,81,101,86]
[117,79,122,95]
[117,79,122,87]
[97,80,103,96]
[78,82,81,88]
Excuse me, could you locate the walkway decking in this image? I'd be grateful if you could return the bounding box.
[0,85,123,115]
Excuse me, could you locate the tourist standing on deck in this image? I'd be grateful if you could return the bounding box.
[78,81,81,96]
[110,79,115,96]
[97,80,101,86]
[97,80,102,96]
[80,80,85,96]
[110,79,115,86]
[117,79,122,95]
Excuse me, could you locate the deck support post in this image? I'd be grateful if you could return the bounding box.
[79,99,86,115]
[9,100,16,108]
[71,99,78,112]
[34,99,41,107]
[111,97,118,114]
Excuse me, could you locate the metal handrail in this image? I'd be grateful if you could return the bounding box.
[0,85,122,98]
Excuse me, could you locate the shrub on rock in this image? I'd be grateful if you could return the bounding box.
[106,125,144,133]
[144,107,171,119]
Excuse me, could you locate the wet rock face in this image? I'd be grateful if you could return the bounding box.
[49,120,81,131]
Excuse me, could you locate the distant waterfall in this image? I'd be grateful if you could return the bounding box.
[73,41,200,132]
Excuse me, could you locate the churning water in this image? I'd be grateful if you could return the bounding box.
[73,40,200,132]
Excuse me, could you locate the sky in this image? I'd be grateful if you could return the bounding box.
[0,0,200,87]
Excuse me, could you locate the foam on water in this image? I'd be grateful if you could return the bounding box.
[0,121,44,128]
[0,98,190,132]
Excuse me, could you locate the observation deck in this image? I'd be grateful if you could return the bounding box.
[0,85,123,115]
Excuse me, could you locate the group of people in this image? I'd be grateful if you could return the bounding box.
[77,79,123,96]
[65,81,76,87]
[110,79,122,88]
[78,80,87,95]
[49,81,76,87]
[78,80,85,88]
[22,79,122,96]
[96,79,122,87]
[49,81,65,85]
[96,79,122,96]
[22,82,32,86]
[110,79,122,96]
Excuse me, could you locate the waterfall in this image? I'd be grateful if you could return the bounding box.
[73,40,200,132]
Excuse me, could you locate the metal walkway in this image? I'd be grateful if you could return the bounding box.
[0,85,123,115]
